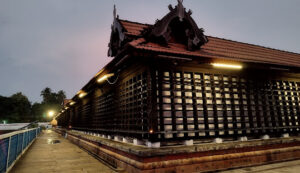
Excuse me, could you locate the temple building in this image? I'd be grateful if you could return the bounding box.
[57,0,300,151]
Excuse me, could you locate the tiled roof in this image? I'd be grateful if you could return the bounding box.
[119,19,300,68]
[119,20,149,36]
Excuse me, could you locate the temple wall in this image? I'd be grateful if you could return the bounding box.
[57,58,300,142]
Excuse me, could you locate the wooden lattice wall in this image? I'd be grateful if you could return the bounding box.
[155,70,300,141]
[57,62,300,142]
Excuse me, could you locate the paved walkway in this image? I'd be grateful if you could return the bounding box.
[10,129,116,173]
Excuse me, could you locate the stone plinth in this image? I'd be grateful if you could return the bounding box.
[56,129,300,173]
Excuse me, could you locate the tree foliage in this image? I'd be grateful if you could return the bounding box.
[0,92,31,122]
[40,87,66,104]
[0,88,66,123]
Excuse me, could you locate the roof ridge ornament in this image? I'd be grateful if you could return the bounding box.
[113,5,116,19]
[108,4,125,57]
[113,4,119,20]
[144,0,208,51]
[177,0,185,21]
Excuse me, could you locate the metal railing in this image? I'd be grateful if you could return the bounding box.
[0,127,41,173]
[18,121,38,130]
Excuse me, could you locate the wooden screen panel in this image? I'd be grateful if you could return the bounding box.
[57,112,63,126]
[93,92,116,131]
[60,110,70,127]
[73,106,81,128]
[79,102,91,128]
[118,72,148,137]
[85,71,149,138]
[156,70,300,141]
[69,108,74,127]
[295,82,300,132]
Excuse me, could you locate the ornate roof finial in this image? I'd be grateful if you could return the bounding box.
[113,4,117,19]
[177,0,185,21]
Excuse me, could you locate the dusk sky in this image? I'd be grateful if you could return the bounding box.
[1,0,300,103]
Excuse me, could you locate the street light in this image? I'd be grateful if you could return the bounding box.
[48,110,55,118]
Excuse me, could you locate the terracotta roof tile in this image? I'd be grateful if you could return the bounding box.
[119,19,300,68]
[119,20,148,36]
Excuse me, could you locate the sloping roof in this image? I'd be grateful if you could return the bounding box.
[119,20,149,36]
[63,99,72,106]
[119,19,300,68]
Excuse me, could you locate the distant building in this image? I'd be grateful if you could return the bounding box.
[57,1,300,144]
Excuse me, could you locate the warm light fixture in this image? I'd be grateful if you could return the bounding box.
[212,63,242,69]
[47,110,55,117]
[149,129,154,134]
[70,101,75,105]
[78,91,87,98]
[97,73,114,83]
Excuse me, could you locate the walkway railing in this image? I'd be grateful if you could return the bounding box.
[0,127,41,173]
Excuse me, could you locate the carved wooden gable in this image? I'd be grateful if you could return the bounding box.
[108,1,209,57]
[144,0,208,51]
[107,5,126,57]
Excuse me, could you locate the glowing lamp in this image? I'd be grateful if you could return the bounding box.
[97,73,114,83]
[149,129,154,134]
[70,101,75,106]
[212,63,242,69]
[48,111,55,117]
[78,91,87,98]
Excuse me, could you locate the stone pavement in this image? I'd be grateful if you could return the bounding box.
[10,129,116,173]
[220,159,300,173]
